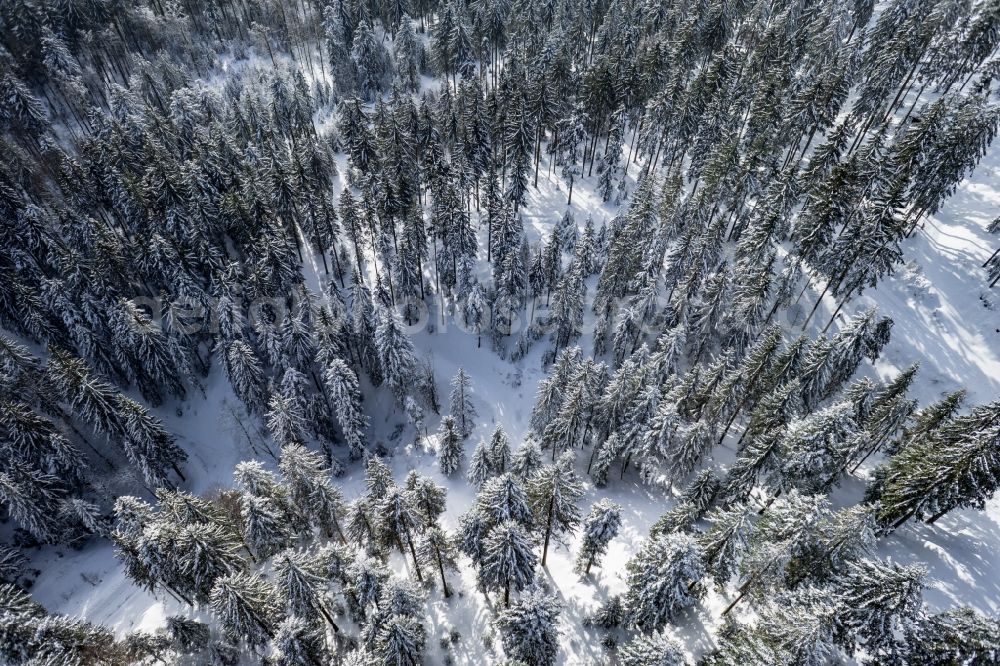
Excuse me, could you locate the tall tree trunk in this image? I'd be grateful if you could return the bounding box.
[541,495,554,566]
[434,543,451,598]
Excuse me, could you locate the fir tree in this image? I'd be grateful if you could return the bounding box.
[210,572,279,648]
[480,521,537,606]
[871,400,1000,528]
[574,499,622,575]
[324,358,370,459]
[436,415,464,477]
[833,558,925,657]
[417,526,459,598]
[449,368,477,438]
[494,587,562,665]
[467,438,494,487]
[623,532,705,632]
[511,439,544,481]
[273,616,329,666]
[489,425,512,473]
[527,452,584,566]
[618,632,686,666]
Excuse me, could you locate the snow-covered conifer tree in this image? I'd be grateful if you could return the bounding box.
[494,587,562,665]
[418,525,459,598]
[650,470,722,536]
[456,507,489,566]
[273,616,329,665]
[265,392,306,448]
[404,471,447,529]
[240,493,291,560]
[574,498,622,575]
[527,452,584,566]
[511,439,544,482]
[623,532,705,631]
[488,425,512,473]
[375,613,425,666]
[477,473,534,529]
[871,399,1000,528]
[323,358,370,459]
[618,632,686,666]
[698,503,755,589]
[449,368,477,438]
[272,548,337,629]
[481,519,538,606]
[436,415,464,476]
[209,572,279,648]
[224,340,267,414]
[376,304,418,401]
[898,606,1000,664]
[377,487,424,582]
[467,438,494,487]
[833,558,925,657]
[549,264,586,355]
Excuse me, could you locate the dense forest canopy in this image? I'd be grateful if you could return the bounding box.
[1,0,1000,663]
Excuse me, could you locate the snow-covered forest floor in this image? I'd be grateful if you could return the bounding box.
[25,99,1000,663]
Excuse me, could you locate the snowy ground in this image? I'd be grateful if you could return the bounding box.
[26,106,1000,663]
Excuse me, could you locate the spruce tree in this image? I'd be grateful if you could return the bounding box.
[209,572,279,648]
[527,452,584,566]
[404,471,447,529]
[713,586,840,664]
[480,521,538,606]
[477,473,533,529]
[623,533,705,632]
[511,439,543,481]
[375,613,425,666]
[436,415,464,476]
[871,400,1000,528]
[377,487,424,582]
[324,359,370,459]
[449,368,477,438]
[488,425,513,473]
[619,632,686,666]
[272,548,338,629]
[467,438,494,487]
[224,340,267,414]
[376,304,418,401]
[574,499,622,575]
[698,503,755,590]
[833,558,925,657]
[240,493,292,560]
[417,526,459,598]
[494,587,562,665]
[273,616,329,666]
[549,264,586,355]
[899,606,1000,665]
